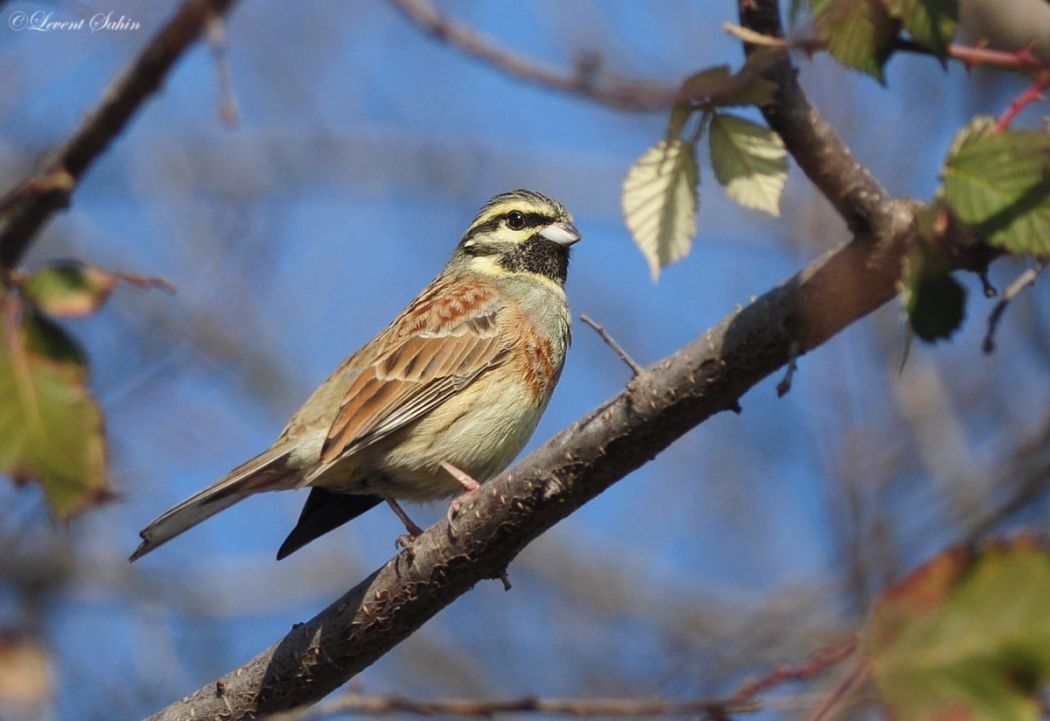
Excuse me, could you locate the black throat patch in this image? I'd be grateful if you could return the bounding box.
[498,236,570,285]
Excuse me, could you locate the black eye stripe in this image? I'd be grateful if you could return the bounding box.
[460,211,555,247]
[510,212,552,228]
[492,211,552,229]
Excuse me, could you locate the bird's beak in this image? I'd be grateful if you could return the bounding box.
[539,220,581,246]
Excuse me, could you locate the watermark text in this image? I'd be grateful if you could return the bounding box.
[8,10,141,33]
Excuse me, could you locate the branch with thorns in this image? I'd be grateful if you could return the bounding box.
[722,23,1050,75]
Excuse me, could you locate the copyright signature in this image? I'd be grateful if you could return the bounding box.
[8,10,140,32]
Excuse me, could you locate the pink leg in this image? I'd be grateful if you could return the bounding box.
[441,461,481,492]
[441,461,481,522]
[386,498,424,538]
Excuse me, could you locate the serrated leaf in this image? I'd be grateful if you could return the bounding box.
[942,119,1050,255]
[20,261,118,318]
[0,302,109,518]
[866,537,1050,721]
[622,139,699,280]
[709,113,787,216]
[902,252,967,343]
[887,0,958,59]
[813,0,900,80]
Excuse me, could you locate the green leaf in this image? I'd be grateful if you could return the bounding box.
[913,199,948,242]
[867,537,1050,721]
[886,0,958,59]
[813,0,900,80]
[20,261,118,318]
[902,251,967,343]
[709,112,787,216]
[678,65,731,103]
[942,118,1050,255]
[622,139,699,280]
[666,104,694,143]
[19,260,174,318]
[677,62,777,108]
[714,76,778,108]
[0,302,109,518]
[21,310,87,369]
[947,116,995,156]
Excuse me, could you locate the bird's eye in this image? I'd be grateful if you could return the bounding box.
[506,211,526,230]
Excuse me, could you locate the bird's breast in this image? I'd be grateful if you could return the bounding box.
[369,365,554,500]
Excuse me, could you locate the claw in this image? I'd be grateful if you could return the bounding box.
[446,495,470,525]
[396,533,417,549]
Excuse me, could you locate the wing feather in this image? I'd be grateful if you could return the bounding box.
[318,284,507,465]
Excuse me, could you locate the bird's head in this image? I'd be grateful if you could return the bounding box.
[454,190,580,287]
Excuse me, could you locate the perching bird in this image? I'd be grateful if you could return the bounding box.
[131,190,580,561]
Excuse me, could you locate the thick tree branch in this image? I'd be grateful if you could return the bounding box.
[0,0,238,272]
[387,0,675,112]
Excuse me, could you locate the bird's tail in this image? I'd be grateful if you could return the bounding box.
[130,446,295,561]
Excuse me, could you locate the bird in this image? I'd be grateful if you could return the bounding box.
[131,190,580,561]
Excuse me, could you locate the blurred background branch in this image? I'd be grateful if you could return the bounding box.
[0,0,238,271]
[387,0,676,111]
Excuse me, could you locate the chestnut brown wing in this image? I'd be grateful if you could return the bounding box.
[318,289,507,466]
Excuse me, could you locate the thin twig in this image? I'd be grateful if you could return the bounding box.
[0,0,239,272]
[265,693,755,721]
[805,661,871,721]
[722,23,1050,74]
[387,0,674,112]
[776,341,800,397]
[733,635,858,701]
[993,70,1050,133]
[579,312,643,376]
[983,260,1048,354]
[206,11,240,127]
[266,636,858,721]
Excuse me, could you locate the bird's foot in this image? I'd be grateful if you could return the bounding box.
[386,498,425,539]
[441,461,481,524]
[395,533,417,550]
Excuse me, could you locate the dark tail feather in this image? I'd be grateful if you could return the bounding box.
[276,488,382,560]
